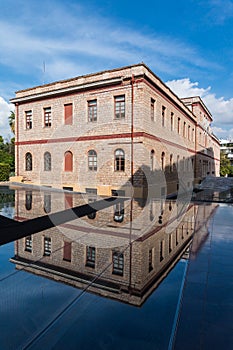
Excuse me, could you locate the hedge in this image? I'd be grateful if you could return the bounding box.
[0,163,11,181]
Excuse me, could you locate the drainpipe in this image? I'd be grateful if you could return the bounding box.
[129,74,134,292]
[15,103,19,176]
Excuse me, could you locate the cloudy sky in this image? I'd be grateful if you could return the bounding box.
[0,0,233,140]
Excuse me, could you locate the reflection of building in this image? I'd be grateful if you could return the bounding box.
[11,63,220,198]
[220,139,233,166]
[10,188,218,306]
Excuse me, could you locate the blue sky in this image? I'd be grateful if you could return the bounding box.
[1,0,233,140]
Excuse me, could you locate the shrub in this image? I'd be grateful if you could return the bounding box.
[0,163,11,181]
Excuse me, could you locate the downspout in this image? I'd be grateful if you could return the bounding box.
[15,103,19,176]
[129,74,134,292]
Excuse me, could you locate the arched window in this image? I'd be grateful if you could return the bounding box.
[150,150,155,171]
[25,152,32,171]
[44,152,51,171]
[88,150,97,171]
[115,149,125,171]
[25,191,32,210]
[44,193,51,213]
[161,152,165,171]
[64,151,73,172]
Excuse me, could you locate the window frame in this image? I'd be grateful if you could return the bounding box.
[114,95,125,119]
[88,150,97,171]
[114,149,125,172]
[25,110,32,129]
[88,99,97,122]
[44,107,52,127]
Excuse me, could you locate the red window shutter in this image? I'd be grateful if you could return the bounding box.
[64,104,73,125]
[64,151,73,171]
[63,241,71,261]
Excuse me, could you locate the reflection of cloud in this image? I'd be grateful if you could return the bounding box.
[166,78,233,139]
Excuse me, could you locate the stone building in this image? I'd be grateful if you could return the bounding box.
[10,63,220,198]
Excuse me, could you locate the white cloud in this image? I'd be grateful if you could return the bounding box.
[0,1,221,85]
[166,78,233,139]
[0,97,14,140]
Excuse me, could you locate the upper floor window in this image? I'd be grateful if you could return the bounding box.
[88,100,97,122]
[170,154,173,172]
[44,236,51,256]
[183,122,186,137]
[114,95,125,119]
[171,112,174,131]
[178,117,181,134]
[150,150,155,171]
[25,235,32,253]
[25,110,32,129]
[151,98,155,121]
[115,149,125,171]
[64,103,73,125]
[64,151,73,172]
[88,150,97,171]
[162,106,166,127]
[86,246,96,268]
[112,251,124,276]
[44,152,51,171]
[44,107,51,127]
[161,152,165,171]
[63,241,72,262]
[25,152,32,171]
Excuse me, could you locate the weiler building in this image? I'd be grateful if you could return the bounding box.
[11,63,220,198]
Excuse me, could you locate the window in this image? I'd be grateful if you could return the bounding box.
[112,251,124,276]
[151,98,155,121]
[25,110,32,129]
[160,240,164,262]
[44,107,51,127]
[86,188,97,220]
[177,155,180,172]
[88,150,97,171]
[115,149,125,171]
[44,193,51,213]
[25,235,32,252]
[88,100,97,122]
[183,122,186,137]
[44,152,51,171]
[149,248,154,272]
[86,246,96,268]
[64,151,73,172]
[150,150,155,171]
[188,125,191,140]
[171,112,174,131]
[169,234,172,253]
[25,152,32,171]
[114,202,124,222]
[64,191,73,209]
[64,103,73,125]
[25,191,32,210]
[161,152,165,171]
[114,95,125,119]
[63,241,72,262]
[44,237,51,256]
[162,106,166,127]
[170,154,173,172]
[178,117,181,134]
[176,229,179,246]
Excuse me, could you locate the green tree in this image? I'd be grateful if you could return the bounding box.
[220,153,232,176]
[8,111,15,135]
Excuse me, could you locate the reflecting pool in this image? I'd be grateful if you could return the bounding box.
[0,184,231,349]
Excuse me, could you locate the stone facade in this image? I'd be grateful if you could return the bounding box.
[11,63,220,198]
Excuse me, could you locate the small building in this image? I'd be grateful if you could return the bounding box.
[220,139,233,166]
[10,63,220,198]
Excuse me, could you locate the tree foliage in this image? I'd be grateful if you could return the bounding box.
[220,153,233,177]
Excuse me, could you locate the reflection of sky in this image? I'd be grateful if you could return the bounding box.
[0,246,187,349]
